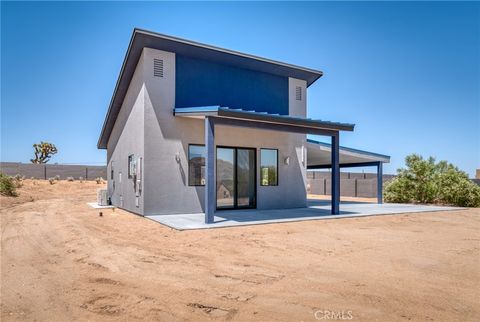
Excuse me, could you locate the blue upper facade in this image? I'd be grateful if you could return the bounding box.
[175,55,289,115]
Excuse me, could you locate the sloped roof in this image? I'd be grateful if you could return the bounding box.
[98,29,324,149]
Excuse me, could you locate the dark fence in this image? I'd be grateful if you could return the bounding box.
[1,162,107,180]
[307,171,396,198]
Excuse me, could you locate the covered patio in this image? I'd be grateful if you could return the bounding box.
[146,199,461,230]
[306,138,391,203]
[174,105,355,224]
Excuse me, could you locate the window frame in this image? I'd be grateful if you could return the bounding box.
[260,148,279,186]
[128,154,135,179]
[188,144,206,186]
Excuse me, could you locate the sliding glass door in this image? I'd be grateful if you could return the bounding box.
[216,148,235,208]
[216,147,256,209]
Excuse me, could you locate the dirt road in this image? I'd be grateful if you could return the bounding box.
[1,180,479,321]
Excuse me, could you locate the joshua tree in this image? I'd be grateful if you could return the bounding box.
[30,142,58,164]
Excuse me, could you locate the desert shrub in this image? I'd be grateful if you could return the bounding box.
[95,177,103,184]
[385,154,480,207]
[437,166,480,207]
[79,176,84,183]
[67,176,74,182]
[48,177,56,185]
[0,173,17,196]
[54,175,60,181]
[11,174,24,188]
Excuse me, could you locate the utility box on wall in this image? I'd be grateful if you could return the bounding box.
[97,189,109,206]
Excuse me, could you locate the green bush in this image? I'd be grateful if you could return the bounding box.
[385,154,480,207]
[0,173,17,197]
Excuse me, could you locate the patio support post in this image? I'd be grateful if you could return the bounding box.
[377,161,383,204]
[205,117,215,224]
[331,132,340,214]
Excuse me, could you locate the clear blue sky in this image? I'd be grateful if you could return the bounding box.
[2,1,479,176]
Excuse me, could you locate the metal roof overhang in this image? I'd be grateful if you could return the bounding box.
[306,139,390,167]
[174,106,355,136]
[97,28,324,149]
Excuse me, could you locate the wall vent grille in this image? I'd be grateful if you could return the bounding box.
[295,86,302,101]
[153,59,164,78]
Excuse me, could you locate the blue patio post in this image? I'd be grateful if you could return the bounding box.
[205,117,215,224]
[377,161,383,204]
[331,133,340,214]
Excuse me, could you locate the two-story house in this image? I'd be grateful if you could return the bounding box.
[97,29,389,224]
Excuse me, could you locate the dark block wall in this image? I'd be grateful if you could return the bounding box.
[1,162,107,180]
[307,171,396,198]
[176,55,289,115]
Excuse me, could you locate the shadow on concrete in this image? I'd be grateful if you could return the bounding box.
[307,199,376,207]
[214,207,357,223]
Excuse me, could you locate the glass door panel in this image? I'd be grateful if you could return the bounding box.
[216,148,235,209]
[236,149,256,208]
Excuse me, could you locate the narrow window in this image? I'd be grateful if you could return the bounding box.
[260,149,278,186]
[188,145,206,186]
[128,154,136,179]
[110,161,114,180]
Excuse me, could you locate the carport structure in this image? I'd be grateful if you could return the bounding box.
[174,106,355,224]
[306,138,390,204]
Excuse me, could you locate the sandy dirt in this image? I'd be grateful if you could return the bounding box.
[1,180,479,321]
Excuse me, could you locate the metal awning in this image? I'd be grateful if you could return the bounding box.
[307,138,390,168]
[174,106,355,134]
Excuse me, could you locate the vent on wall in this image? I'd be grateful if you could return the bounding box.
[153,59,164,78]
[295,86,302,101]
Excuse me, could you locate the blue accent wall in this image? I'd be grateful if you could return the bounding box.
[175,55,289,115]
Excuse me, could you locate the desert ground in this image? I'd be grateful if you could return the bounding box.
[1,180,479,321]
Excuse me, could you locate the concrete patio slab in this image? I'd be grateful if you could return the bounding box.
[145,200,463,230]
[87,202,115,209]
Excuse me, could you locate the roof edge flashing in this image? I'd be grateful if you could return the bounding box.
[134,28,324,81]
[173,106,355,132]
[307,138,391,163]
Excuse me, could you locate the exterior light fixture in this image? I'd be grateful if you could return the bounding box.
[284,156,290,165]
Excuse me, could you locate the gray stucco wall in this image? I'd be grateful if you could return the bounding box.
[106,50,146,215]
[288,77,307,117]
